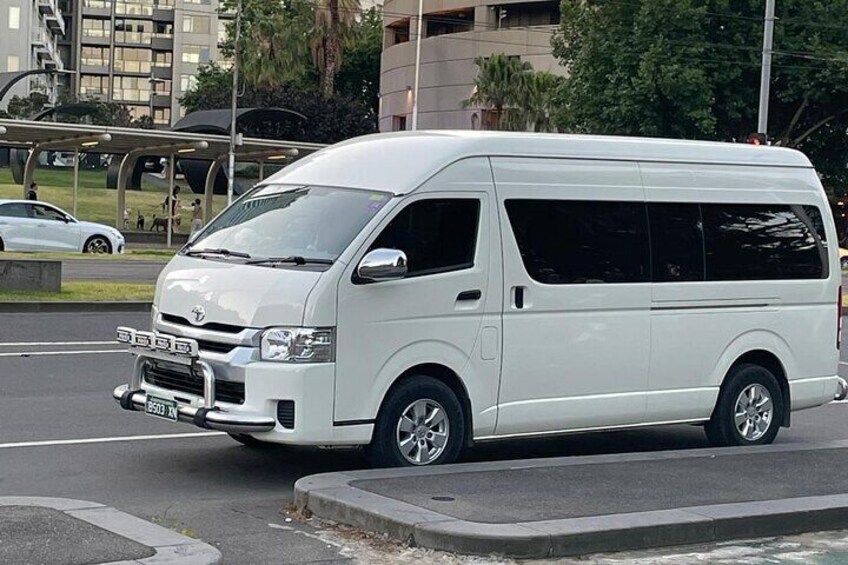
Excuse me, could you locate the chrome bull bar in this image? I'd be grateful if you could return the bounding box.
[113,326,276,434]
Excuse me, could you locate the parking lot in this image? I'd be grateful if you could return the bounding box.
[2,310,848,563]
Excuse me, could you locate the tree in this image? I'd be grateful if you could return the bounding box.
[312,0,358,98]
[463,54,533,130]
[6,92,50,119]
[337,7,383,115]
[518,71,565,133]
[552,0,848,192]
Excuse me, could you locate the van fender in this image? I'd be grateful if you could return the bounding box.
[709,328,796,404]
[365,340,496,437]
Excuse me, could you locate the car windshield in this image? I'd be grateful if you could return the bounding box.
[185,185,392,263]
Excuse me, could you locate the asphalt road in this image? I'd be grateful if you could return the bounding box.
[2,312,848,563]
[62,259,166,283]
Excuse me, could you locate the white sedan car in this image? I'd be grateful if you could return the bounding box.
[0,200,125,254]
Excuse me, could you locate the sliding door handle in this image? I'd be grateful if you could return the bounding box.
[456,290,482,301]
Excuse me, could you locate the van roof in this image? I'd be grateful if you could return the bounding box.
[263,131,814,195]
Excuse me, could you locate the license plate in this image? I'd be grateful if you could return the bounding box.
[145,395,179,422]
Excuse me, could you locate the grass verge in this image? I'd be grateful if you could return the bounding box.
[0,281,154,302]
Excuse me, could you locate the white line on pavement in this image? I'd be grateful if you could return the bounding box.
[0,350,127,358]
[0,341,116,347]
[0,432,226,449]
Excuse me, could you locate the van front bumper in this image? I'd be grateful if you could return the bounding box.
[113,384,276,433]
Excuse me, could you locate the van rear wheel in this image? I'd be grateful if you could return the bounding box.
[705,363,784,447]
[366,376,465,468]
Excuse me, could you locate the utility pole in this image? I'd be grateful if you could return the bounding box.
[410,0,423,130]
[227,0,243,206]
[757,0,776,137]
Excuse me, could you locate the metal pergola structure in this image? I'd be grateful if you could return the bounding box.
[0,119,326,246]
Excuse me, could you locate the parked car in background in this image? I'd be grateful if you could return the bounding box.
[0,200,125,254]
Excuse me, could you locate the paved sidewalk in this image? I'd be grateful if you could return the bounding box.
[296,440,848,559]
[0,497,221,565]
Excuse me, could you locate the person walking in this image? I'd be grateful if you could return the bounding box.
[26,182,38,201]
[190,198,204,237]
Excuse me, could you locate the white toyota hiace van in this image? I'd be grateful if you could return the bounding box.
[114,131,847,467]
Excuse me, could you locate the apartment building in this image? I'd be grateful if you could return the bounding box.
[379,0,564,131]
[57,0,232,127]
[0,0,66,104]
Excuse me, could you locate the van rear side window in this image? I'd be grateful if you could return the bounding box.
[506,200,828,284]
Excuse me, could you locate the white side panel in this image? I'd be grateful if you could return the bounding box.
[492,157,650,436]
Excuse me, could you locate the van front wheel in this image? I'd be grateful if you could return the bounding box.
[367,376,465,468]
[705,363,784,447]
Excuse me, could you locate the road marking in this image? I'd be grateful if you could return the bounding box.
[0,341,116,347]
[0,431,226,450]
[0,349,127,358]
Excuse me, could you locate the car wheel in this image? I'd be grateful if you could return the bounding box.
[84,235,112,254]
[0,237,4,252]
[366,376,465,468]
[227,433,270,448]
[841,256,848,270]
[705,363,784,447]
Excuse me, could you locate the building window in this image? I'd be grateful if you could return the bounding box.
[181,44,209,64]
[153,107,171,125]
[153,50,172,67]
[8,5,20,30]
[392,115,407,131]
[217,20,228,43]
[113,76,151,102]
[180,73,198,92]
[387,19,410,46]
[80,74,110,98]
[426,9,473,37]
[6,55,20,72]
[114,47,151,73]
[127,105,151,119]
[82,18,111,39]
[115,19,153,44]
[182,15,210,34]
[495,1,561,29]
[80,46,110,67]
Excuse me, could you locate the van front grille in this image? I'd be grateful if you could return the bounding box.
[161,313,246,334]
[143,360,245,405]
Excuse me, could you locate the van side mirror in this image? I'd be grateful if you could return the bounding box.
[356,248,408,283]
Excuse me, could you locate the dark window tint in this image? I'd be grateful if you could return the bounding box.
[648,204,705,282]
[0,203,28,218]
[505,200,649,284]
[702,204,827,280]
[370,199,480,276]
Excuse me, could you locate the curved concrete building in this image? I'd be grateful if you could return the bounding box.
[379,0,563,131]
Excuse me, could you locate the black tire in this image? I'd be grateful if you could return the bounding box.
[705,363,784,447]
[227,433,270,448]
[84,235,112,254]
[366,376,465,468]
[841,256,848,270]
[0,237,4,252]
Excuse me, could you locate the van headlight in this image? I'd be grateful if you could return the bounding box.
[260,327,335,363]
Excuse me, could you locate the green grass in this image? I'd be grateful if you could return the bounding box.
[0,281,154,302]
[0,167,229,228]
[0,250,174,261]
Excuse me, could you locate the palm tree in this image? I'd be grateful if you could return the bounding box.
[519,71,564,132]
[463,54,533,130]
[312,0,359,98]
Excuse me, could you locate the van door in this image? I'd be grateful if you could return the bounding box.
[493,158,650,436]
[335,192,500,435]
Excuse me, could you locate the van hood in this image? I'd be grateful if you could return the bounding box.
[155,255,323,328]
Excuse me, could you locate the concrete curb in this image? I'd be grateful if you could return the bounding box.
[0,301,152,313]
[295,441,848,559]
[0,497,221,565]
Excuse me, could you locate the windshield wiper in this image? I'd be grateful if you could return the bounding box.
[246,256,334,266]
[184,248,252,259]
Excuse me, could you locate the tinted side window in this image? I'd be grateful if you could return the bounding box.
[0,203,28,218]
[505,200,650,284]
[648,203,705,282]
[702,204,827,280]
[370,199,480,276]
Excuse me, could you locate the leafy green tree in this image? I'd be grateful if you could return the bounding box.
[6,92,50,119]
[463,54,533,130]
[337,7,383,115]
[519,71,565,132]
[312,0,359,98]
[552,0,848,192]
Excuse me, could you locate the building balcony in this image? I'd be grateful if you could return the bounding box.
[151,94,172,107]
[151,34,174,51]
[151,64,172,80]
[45,13,65,35]
[152,8,174,23]
[80,34,111,46]
[38,0,57,16]
[82,4,111,18]
[80,64,110,74]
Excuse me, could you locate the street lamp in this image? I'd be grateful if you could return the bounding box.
[411,0,423,130]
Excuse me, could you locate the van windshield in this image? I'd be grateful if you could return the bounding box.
[185,185,392,264]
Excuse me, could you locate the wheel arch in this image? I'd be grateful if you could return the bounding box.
[721,349,791,427]
[378,363,474,447]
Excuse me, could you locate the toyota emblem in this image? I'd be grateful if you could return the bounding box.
[191,305,206,324]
